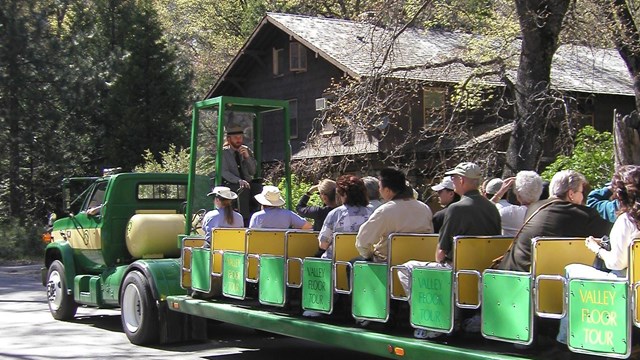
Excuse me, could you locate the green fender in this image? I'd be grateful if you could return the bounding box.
[123,259,187,302]
[43,241,77,293]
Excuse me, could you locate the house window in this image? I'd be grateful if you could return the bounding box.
[272,48,284,76]
[289,42,307,72]
[289,99,298,139]
[572,94,595,127]
[423,88,446,129]
[321,122,336,136]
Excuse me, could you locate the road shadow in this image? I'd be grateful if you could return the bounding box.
[74,313,123,333]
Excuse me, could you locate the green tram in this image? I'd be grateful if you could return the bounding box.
[169,97,639,359]
[43,96,639,359]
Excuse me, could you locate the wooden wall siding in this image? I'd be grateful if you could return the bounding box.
[217,30,343,162]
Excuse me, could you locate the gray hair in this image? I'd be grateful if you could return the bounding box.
[362,176,381,200]
[318,179,337,202]
[549,170,586,199]
[514,171,543,205]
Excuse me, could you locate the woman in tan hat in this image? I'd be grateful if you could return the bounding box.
[249,185,312,229]
[203,186,244,246]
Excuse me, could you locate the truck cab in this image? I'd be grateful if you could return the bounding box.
[43,172,210,343]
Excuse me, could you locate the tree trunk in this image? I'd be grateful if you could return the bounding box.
[3,0,24,219]
[613,111,640,166]
[599,0,640,166]
[504,0,570,176]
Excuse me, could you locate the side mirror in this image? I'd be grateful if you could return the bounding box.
[62,187,71,212]
[47,213,57,227]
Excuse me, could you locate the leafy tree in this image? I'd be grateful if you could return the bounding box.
[103,0,192,171]
[541,126,614,188]
[276,174,322,209]
[0,0,71,221]
[134,144,215,175]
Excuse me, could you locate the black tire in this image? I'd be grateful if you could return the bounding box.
[46,260,78,321]
[120,271,159,345]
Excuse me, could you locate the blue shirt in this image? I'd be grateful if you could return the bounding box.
[203,208,244,245]
[249,207,308,229]
[319,205,372,259]
[587,187,619,223]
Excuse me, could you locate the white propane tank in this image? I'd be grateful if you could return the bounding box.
[126,214,184,258]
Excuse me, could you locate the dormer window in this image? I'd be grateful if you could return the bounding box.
[272,47,284,76]
[423,88,446,130]
[289,42,307,72]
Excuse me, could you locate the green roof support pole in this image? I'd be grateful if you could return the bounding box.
[214,97,226,186]
[283,105,292,210]
[184,102,201,235]
[253,112,262,177]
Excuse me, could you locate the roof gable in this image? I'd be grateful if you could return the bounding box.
[210,12,633,96]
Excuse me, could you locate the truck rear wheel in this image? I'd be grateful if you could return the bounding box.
[121,271,159,345]
[46,260,78,320]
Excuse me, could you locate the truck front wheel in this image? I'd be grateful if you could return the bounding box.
[121,271,159,345]
[46,260,78,320]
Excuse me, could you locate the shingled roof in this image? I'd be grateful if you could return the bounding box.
[261,12,633,96]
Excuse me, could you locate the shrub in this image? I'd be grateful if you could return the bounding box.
[0,220,46,261]
[276,174,323,208]
[541,126,614,189]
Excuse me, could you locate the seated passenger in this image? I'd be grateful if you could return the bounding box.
[491,171,544,236]
[317,175,372,259]
[586,179,619,223]
[296,179,337,231]
[430,176,460,233]
[497,170,612,272]
[249,186,312,229]
[485,177,510,209]
[355,168,433,263]
[557,165,640,344]
[203,186,244,247]
[363,176,383,210]
[397,161,500,339]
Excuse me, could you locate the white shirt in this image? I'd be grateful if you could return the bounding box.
[495,199,511,211]
[356,198,433,261]
[498,204,528,237]
[600,212,639,271]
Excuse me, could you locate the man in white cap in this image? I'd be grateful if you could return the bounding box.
[221,125,257,223]
[430,176,460,233]
[249,186,312,229]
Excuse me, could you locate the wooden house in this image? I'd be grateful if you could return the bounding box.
[206,13,635,180]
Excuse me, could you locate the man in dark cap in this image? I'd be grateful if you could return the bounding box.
[221,125,256,224]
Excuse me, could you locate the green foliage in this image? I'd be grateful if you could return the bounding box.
[541,126,614,188]
[276,174,322,208]
[133,144,215,175]
[0,220,45,261]
[104,0,192,171]
[418,0,506,34]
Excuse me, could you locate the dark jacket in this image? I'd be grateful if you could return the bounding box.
[498,198,613,272]
[439,189,502,262]
[295,194,334,231]
[433,208,447,233]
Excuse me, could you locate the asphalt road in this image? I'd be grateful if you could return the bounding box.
[0,264,386,360]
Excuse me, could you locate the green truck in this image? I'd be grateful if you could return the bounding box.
[42,171,211,344]
[43,96,634,359]
[42,96,293,345]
